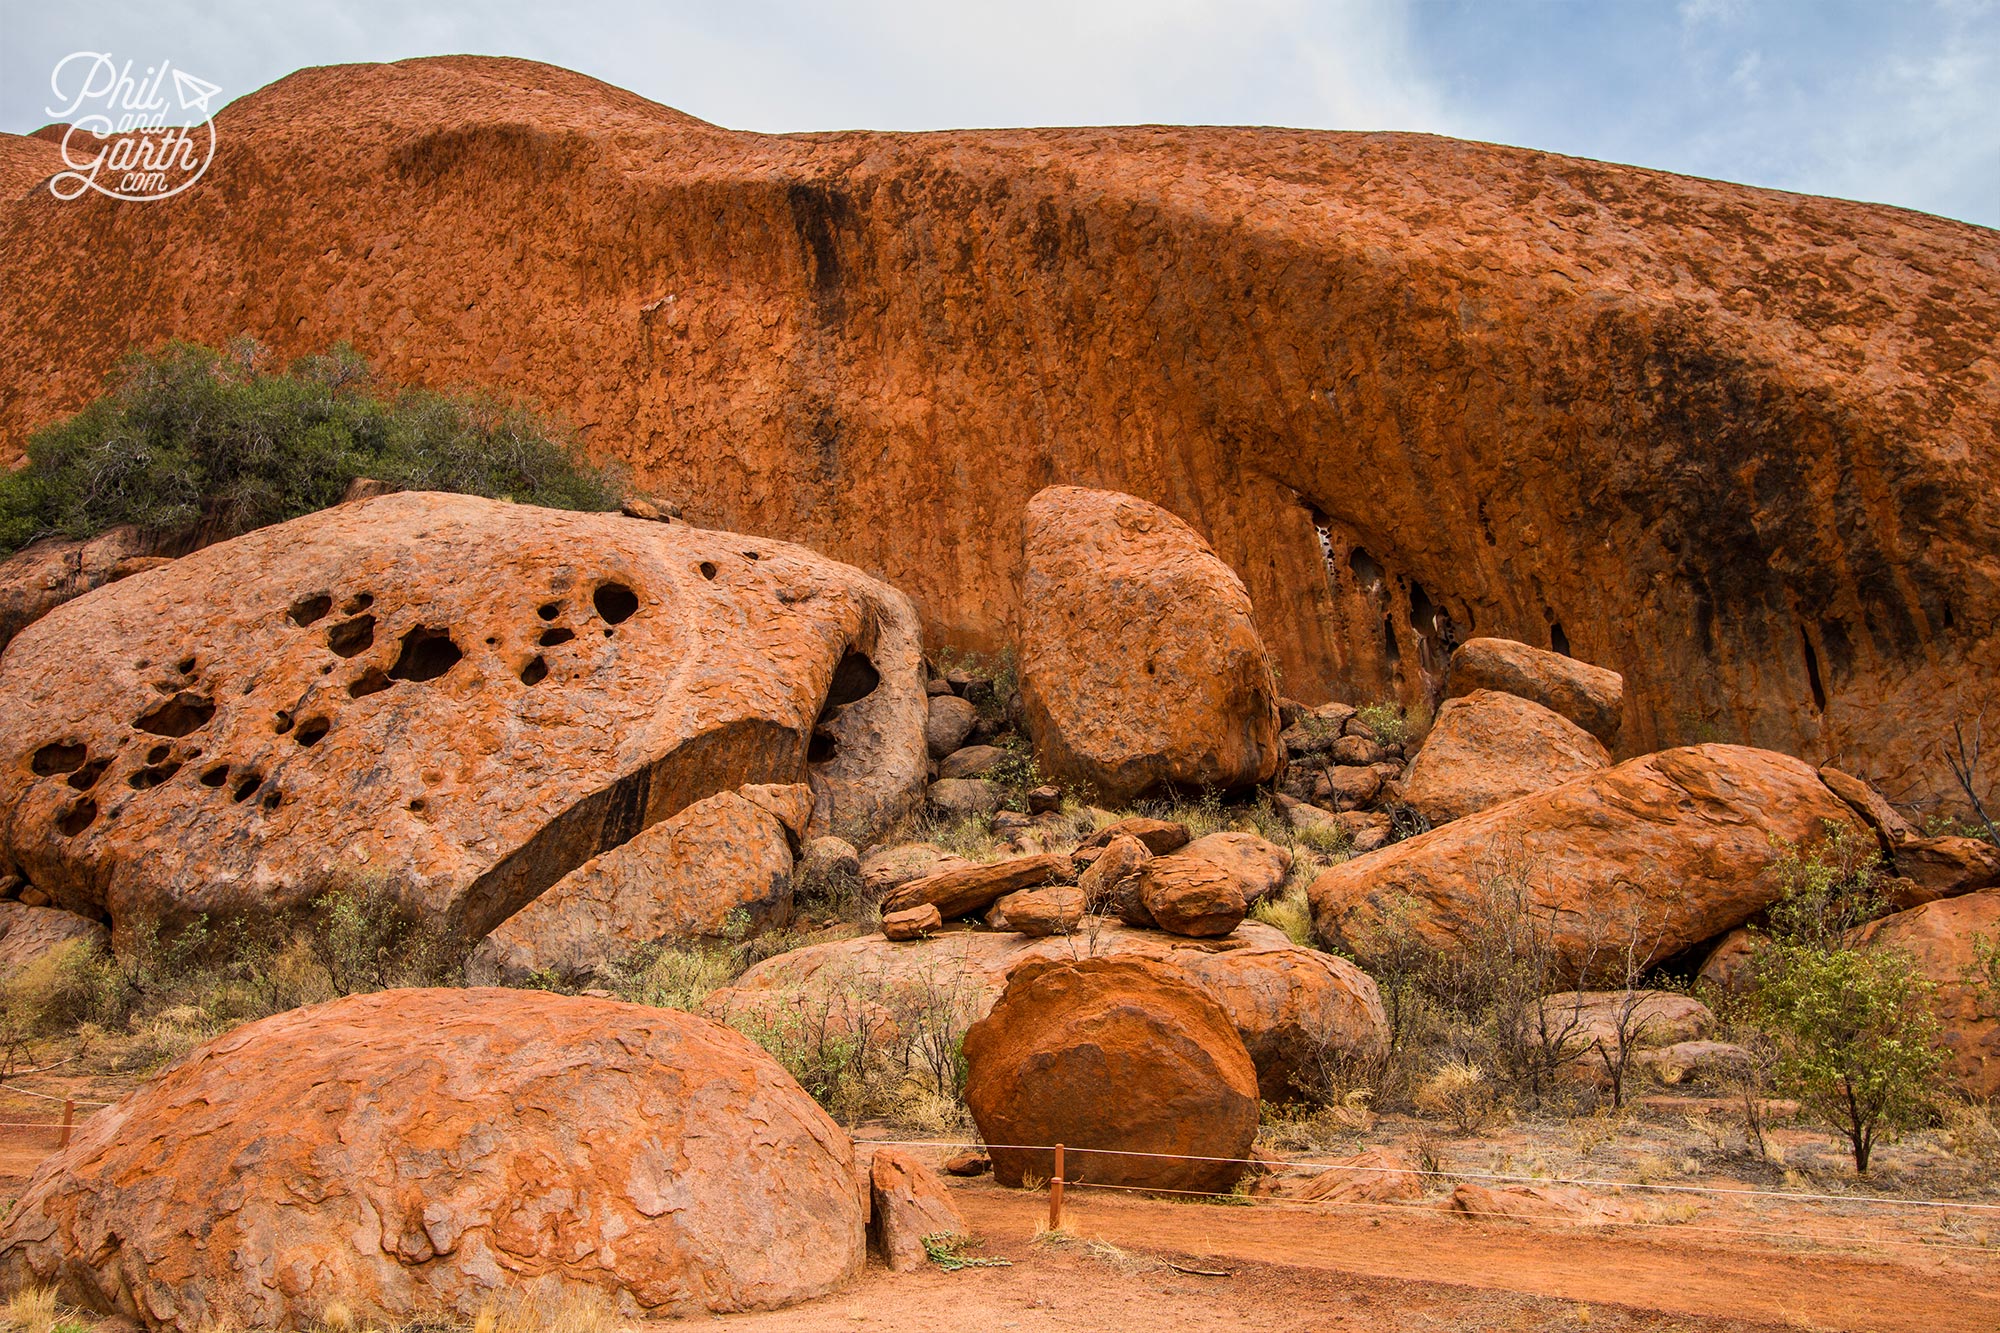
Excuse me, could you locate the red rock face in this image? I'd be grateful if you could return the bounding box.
[1,57,1996,802]
[0,989,867,1328]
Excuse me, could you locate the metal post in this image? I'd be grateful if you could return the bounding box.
[1047,1143,1065,1231]
[58,1098,74,1149]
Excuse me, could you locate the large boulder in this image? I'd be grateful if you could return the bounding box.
[1139,856,1248,938]
[1171,832,1293,905]
[881,852,1069,920]
[1018,487,1281,804]
[963,956,1260,1194]
[0,493,926,947]
[1311,744,1870,981]
[1850,889,2000,1099]
[0,989,865,1327]
[1400,689,1611,823]
[706,920,1386,1104]
[466,785,801,985]
[1447,639,1624,745]
[0,901,107,974]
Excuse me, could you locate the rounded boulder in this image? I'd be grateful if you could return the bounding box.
[962,956,1259,1194]
[0,989,864,1329]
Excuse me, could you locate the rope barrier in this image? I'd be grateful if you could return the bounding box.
[865,1138,2000,1215]
[0,1084,112,1106]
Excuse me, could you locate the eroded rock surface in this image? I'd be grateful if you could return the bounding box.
[1,57,1996,804]
[1019,487,1281,804]
[0,989,865,1327]
[0,493,924,947]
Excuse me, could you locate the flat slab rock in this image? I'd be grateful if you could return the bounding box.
[0,493,925,947]
[0,988,866,1329]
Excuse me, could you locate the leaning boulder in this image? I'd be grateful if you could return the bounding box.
[1447,638,1624,745]
[1401,690,1611,824]
[0,902,108,975]
[1311,745,1869,982]
[466,786,801,985]
[1850,889,2000,1099]
[963,956,1260,1194]
[0,989,865,1328]
[1018,487,1281,804]
[708,921,1385,1104]
[0,493,926,949]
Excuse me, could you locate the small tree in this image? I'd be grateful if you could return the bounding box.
[1753,942,1942,1173]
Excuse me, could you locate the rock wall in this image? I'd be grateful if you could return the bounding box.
[2,56,1996,803]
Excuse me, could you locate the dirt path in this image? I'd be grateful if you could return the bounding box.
[947,1183,1993,1333]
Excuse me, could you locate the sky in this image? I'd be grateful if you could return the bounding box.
[5,0,1995,229]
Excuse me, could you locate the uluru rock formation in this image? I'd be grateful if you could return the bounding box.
[0,492,925,946]
[1,57,1996,804]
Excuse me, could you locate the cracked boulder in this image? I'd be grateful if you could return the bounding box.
[466,785,805,986]
[0,493,926,948]
[1311,744,1870,982]
[0,989,866,1328]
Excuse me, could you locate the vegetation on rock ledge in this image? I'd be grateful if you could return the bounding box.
[0,339,622,555]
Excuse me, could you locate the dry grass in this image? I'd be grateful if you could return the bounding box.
[0,1287,72,1333]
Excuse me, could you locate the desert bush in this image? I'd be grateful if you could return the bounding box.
[0,339,621,555]
[1763,821,1888,949]
[1414,1059,1496,1135]
[1751,942,1942,1173]
[596,942,743,1011]
[1354,700,1426,748]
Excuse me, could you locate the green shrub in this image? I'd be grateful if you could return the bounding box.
[0,339,621,555]
[1752,942,1943,1173]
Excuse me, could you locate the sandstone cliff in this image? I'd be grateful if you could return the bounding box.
[2,56,1995,803]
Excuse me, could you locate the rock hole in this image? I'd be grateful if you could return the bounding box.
[389,626,463,683]
[1381,615,1401,666]
[177,656,197,675]
[1350,548,1386,595]
[128,762,182,791]
[67,759,110,791]
[808,727,839,763]
[58,798,98,836]
[343,593,374,614]
[408,797,427,813]
[593,581,639,625]
[288,594,333,627]
[261,788,283,811]
[520,655,549,686]
[30,742,87,776]
[273,712,295,736]
[232,774,262,803]
[349,668,393,699]
[823,650,880,708]
[538,627,576,648]
[135,693,215,738]
[698,562,717,580]
[145,744,170,764]
[1550,621,1572,656]
[537,602,562,621]
[199,765,230,788]
[328,616,376,658]
[1801,627,1827,713]
[743,551,762,561]
[295,717,330,747]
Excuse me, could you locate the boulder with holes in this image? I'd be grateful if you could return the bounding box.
[1018,487,1283,804]
[0,493,926,950]
[0,989,866,1328]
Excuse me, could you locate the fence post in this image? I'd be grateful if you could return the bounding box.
[58,1098,74,1149]
[1047,1143,1065,1232]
